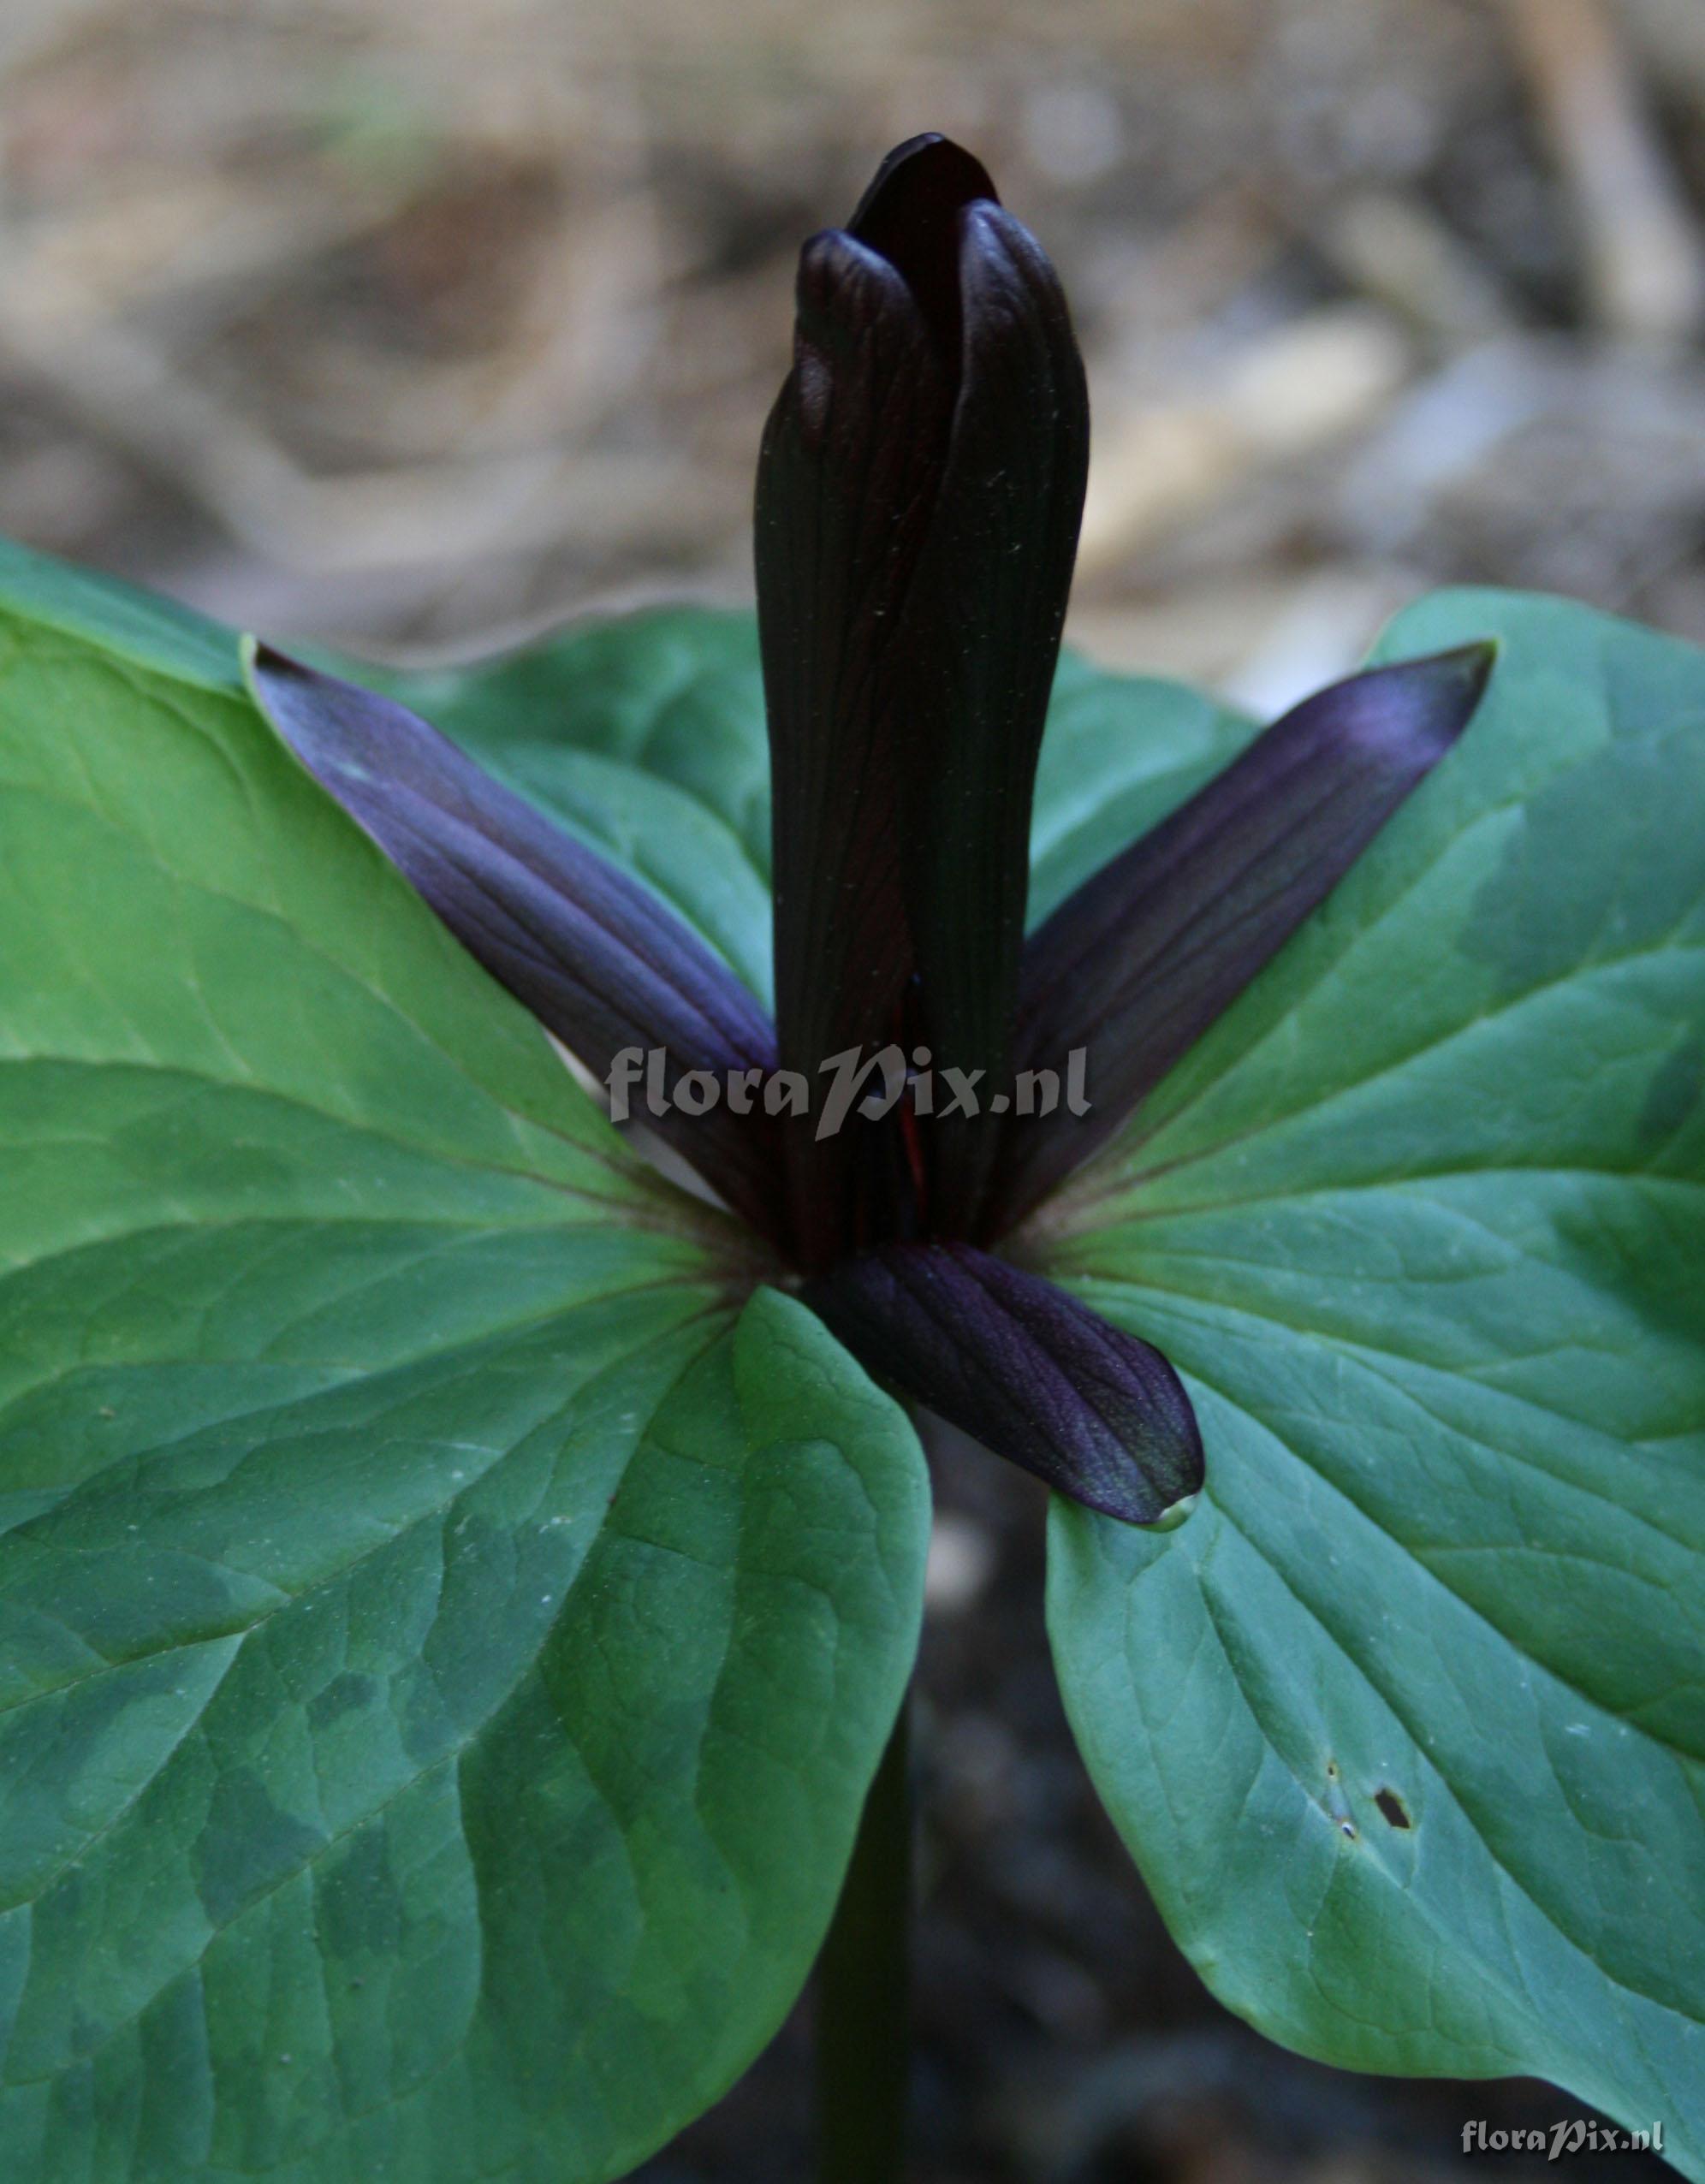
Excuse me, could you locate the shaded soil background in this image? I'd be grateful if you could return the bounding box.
[1,2,1698,2178]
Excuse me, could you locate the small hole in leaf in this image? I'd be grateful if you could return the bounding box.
[1375,1786,1411,1829]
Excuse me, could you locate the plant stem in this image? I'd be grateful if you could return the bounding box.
[816,1692,912,2184]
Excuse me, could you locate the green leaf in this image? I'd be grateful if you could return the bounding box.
[0,544,930,2182]
[14,533,1695,2168]
[1037,590,1705,2169]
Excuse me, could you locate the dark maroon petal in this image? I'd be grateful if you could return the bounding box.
[755,227,959,1264]
[896,198,1090,1236]
[805,1241,1202,1525]
[756,142,995,1268]
[989,644,1496,1233]
[847,133,997,360]
[247,644,787,1242]
[756,136,1089,1262]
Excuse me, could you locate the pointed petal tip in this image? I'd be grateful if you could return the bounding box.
[1443,636,1500,675]
[850,134,998,237]
[245,639,346,751]
[245,641,790,1241]
[1438,637,1500,711]
[1409,636,1500,703]
[244,634,308,680]
[241,633,295,703]
[1349,638,1499,760]
[245,641,364,769]
[846,135,1000,359]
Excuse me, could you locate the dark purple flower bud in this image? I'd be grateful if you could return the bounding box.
[247,644,786,1243]
[240,141,1501,1532]
[805,1241,1202,1525]
[989,644,1497,1233]
[757,134,1090,1267]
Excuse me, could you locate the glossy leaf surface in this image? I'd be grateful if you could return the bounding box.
[3,532,1699,2175]
[1037,590,1705,2172]
[0,539,930,2184]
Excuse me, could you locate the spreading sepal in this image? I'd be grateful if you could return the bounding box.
[992,644,1495,1231]
[247,642,787,1241]
[805,1239,1203,1525]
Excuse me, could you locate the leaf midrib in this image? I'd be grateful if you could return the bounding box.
[0,1055,719,1249]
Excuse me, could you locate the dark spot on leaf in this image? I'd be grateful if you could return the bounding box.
[1375,1786,1411,1829]
[193,1769,323,1926]
[318,1825,405,1959]
[306,1671,376,1731]
[1639,1036,1705,1150]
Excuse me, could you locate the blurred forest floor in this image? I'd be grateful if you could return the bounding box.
[3,0,1704,708]
[0,2,1699,2179]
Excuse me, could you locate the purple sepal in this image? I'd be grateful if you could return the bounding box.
[805,1240,1203,1525]
[248,644,787,1242]
[991,644,1496,1232]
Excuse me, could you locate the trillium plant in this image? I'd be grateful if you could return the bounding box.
[0,133,1698,2184]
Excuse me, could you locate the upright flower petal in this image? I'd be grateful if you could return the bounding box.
[757,135,1089,1264]
[897,193,1090,1237]
[247,644,787,1242]
[805,1240,1203,1525]
[756,217,962,1265]
[989,644,1496,1232]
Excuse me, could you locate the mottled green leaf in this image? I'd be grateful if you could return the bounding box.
[9,531,1696,2172]
[1038,590,1705,2170]
[0,541,929,2183]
